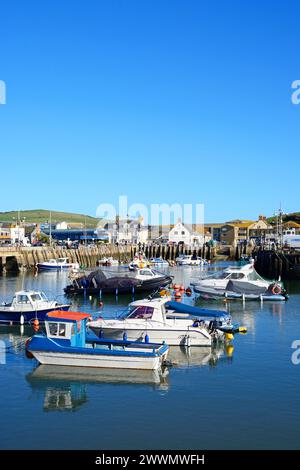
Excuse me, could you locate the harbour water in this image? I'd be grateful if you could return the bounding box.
[0,264,299,450]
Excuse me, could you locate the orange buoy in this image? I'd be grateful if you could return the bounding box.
[179,285,185,292]
[173,284,180,290]
[174,291,182,299]
[185,287,192,297]
[33,318,40,331]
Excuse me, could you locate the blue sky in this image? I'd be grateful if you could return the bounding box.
[0,0,299,222]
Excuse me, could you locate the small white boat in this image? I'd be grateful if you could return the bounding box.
[150,257,169,268]
[98,257,119,266]
[88,296,222,347]
[176,255,207,266]
[26,311,169,370]
[37,258,79,271]
[191,262,284,291]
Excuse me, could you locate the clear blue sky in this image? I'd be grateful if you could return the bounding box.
[0,0,299,222]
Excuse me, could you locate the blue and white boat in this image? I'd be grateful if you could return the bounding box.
[150,257,169,268]
[0,290,71,325]
[36,258,79,271]
[26,311,169,370]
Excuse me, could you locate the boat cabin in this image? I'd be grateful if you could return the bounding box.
[11,290,49,306]
[135,268,158,279]
[45,311,91,347]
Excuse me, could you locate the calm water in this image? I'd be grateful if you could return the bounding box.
[0,264,299,450]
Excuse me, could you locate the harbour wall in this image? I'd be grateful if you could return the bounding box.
[254,248,300,281]
[0,243,218,272]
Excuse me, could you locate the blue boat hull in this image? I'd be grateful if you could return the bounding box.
[37,264,72,271]
[0,305,71,325]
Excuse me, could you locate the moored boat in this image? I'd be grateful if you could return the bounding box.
[149,257,169,268]
[88,295,242,346]
[64,267,172,296]
[0,290,71,325]
[37,258,79,271]
[26,311,169,370]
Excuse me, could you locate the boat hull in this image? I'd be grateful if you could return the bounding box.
[30,351,163,370]
[90,326,212,347]
[64,276,172,296]
[0,305,71,325]
[37,264,74,271]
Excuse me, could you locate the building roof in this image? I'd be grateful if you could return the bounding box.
[283,221,300,228]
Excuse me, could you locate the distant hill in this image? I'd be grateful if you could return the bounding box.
[0,209,100,228]
[267,212,300,225]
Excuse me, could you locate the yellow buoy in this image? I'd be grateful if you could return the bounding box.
[225,332,234,341]
[239,326,247,334]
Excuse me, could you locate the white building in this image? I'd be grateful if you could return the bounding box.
[168,222,203,246]
[10,226,26,244]
[55,221,69,230]
[106,219,149,244]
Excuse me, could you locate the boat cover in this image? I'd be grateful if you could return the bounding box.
[225,280,268,295]
[165,301,228,319]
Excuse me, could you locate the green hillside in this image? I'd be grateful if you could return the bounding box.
[0,209,100,227]
[267,212,300,225]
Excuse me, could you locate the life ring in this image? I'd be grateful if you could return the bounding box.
[272,284,282,295]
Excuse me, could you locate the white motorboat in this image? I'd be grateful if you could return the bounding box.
[88,296,240,347]
[176,255,207,266]
[98,257,119,266]
[191,263,283,291]
[37,258,79,271]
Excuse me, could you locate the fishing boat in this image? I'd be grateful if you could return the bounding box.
[26,311,169,370]
[149,257,169,268]
[88,296,243,346]
[64,267,172,296]
[0,290,71,325]
[36,258,79,271]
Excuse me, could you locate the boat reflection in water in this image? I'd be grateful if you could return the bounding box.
[168,343,234,369]
[26,365,169,411]
[26,344,233,411]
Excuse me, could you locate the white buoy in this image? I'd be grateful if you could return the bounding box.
[20,314,24,325]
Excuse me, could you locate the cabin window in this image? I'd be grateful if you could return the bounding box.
[48,322,67,337]
[229,273,245,280]
[181,231,185,235]
[140,269,153,276]
[48,322,58,336]
[128,306,154,319]
[31,294,42,301]
[16,295,30,304]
